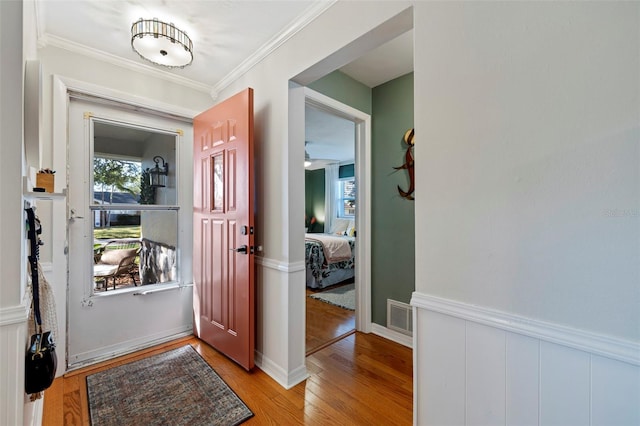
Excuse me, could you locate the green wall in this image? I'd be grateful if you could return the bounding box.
[305,169,325,233]
[308,71,372,115]
[307,70,415,328]
[371,73,415,325]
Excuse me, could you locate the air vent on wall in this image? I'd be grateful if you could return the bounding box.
[387,299,413,336]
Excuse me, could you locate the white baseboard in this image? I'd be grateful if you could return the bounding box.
[67,326,193,370]
[23,397,44,426]
[254,350,308,390]
[370,323,413,348]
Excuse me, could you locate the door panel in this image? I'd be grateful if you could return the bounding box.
[193,88,255,370]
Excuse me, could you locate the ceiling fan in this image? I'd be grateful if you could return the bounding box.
[304,141,339,169]
[304,142,312,168]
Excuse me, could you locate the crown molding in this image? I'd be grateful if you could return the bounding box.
[35,0,335,101]
[32,0,47,49]
[38,33,212,94]
[209,0,336,98]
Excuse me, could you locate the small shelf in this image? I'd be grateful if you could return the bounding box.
[23,176,66,208]
[24,190,66,199]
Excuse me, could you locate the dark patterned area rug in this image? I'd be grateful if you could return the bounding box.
[87,345,253,426]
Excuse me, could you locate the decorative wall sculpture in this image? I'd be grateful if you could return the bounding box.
[394,128,415,200]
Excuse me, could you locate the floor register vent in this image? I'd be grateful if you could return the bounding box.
[387,299,413,336]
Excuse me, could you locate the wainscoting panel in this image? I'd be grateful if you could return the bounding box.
[420,309,466,426]
[591,355,640,425]
[506,333,539,425]
[412,292,640,426]
[466,321,506,425]
[0,304,28,426]
[540,341,591,425]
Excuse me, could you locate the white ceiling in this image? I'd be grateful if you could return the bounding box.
[304,105,355,168]
[36,0,413,164]
[340,29,414,89]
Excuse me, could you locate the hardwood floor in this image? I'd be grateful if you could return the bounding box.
[305,284,355,355]
[43,333,412,425]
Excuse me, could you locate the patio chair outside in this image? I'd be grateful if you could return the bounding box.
[94,239,141,290]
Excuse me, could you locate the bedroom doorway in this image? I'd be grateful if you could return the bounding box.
[302,88,372,355]
[304,99,357,355]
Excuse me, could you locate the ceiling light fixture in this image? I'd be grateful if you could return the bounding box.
[131,18,193,68]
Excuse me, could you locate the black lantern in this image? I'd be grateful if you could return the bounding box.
[149,155,169,187]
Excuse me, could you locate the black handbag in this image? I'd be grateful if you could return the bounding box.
[25,207,57,397]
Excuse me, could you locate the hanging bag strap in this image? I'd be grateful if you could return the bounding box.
[25,207,42,329]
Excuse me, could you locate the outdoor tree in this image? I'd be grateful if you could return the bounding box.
[93,158,141,226]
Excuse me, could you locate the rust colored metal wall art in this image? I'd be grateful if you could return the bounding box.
[394,128,415,200]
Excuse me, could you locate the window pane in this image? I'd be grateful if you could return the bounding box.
[93,157,141,209]
[92,120,177,206]
[343,199,356,217]
[343,179,356,199]
[213,153,224,211]
[93,209,178,292]
[339,178,356,218]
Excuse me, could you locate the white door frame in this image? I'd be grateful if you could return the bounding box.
[302,87,372,333]
[52,75,199,371]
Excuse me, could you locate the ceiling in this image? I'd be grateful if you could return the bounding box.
[36,0,413,164]
[304,105,355,169]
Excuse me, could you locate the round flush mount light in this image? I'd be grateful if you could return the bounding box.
[131,18,193,68]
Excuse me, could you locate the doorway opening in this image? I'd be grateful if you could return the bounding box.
[291,6,415,364]
[65,91,192,370]
[304,98,359,355]
[296,88,372,355]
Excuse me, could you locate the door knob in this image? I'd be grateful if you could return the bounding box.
[69,208,84,222]
[230,245,248,254]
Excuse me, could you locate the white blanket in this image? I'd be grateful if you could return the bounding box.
[305,233,352,264]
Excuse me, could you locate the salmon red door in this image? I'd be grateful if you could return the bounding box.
[193,88,255,370]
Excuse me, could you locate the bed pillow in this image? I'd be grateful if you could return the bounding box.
[329,218,350,235]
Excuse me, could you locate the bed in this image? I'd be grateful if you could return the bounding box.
[305,219,356,289]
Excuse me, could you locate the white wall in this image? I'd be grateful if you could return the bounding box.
[0,1,28,422]
[1,1,40,424]
[9,1,637,423]
[413,1,639,424]
[214,1,412,387]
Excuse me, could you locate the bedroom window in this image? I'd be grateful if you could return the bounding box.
[338,177,356,218]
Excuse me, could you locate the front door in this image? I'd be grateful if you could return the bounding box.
[67,97,193,368]
[193,88,255,370]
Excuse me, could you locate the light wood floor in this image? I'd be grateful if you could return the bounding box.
[305,284,356,355]
[43,333,412,425]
